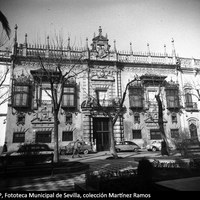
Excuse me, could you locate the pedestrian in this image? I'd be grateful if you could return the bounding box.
[72,139,81,158]
[161,140,169,156]
[2,141,7,154]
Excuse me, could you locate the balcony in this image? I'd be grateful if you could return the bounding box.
[129,102,143,111]
[90,99,122,110]
[185,102,198,111]
[81,98,122,112]
[41,100,52,105]
[166,101,180,111]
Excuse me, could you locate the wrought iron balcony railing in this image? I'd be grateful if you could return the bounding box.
[185,102,198,110]
[166,101,180,109]
[81,98,121,110]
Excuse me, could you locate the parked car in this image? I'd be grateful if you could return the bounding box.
[1,143,54,165]
[60,141,93,155]
[6,143,54,156]
[146,140,162,152]
[146,140,175,152]
[115,141,141,152]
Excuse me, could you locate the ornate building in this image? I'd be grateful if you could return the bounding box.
[2,26,200,152]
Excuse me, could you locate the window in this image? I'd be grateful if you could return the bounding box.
[62,131,73,141]
[189,123,198,139]
[17,113,26,125]
[96,90,108,106]
[148,90,157,102]
[134,113,140,123]
[166,89,179,108]
[129,88,143,108]
[62,86,76,107]
[13,132,25,143]
[171,129,179,139]
[41,88,52,104]
[185,89,193,108]
[171,113,177,123]
[65,113,73,124]
[150,129,162,140]
[132,130,142,139]
[35,131,51,143]
[13,85,30,107]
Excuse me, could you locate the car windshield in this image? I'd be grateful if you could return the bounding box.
[125,141,137,145]
[152,141,160,144]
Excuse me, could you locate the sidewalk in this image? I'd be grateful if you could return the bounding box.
[155,176,200,191]
[0,151,139,191]
[0,150,197,191]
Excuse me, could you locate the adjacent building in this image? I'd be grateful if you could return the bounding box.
[1,26,200,152]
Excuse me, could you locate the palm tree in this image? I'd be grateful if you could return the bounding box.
[0,11,11,39]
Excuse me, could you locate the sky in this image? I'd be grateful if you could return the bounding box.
[0,0,200,145]
[0,0,200,58]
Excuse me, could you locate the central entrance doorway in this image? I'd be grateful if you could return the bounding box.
[93,118,110,151]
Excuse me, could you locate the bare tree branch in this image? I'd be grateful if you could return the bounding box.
[0,67,9,87]
[0,10,11,39]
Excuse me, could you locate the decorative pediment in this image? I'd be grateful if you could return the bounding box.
[13,71,32,85]
[91,26,110,53]
[30,68,61,82]
[144,112,167,124]
[165,79,179,89]
[183,82,193,89]
[64,77,76,86]
[91,69,115,81]
[31,107,53,124]
[141,74,167,85]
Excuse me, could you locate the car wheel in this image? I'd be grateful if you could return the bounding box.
[83,149,89,155]
[134,148,139,152]
[60,150,65,155]
[152,147,157,152]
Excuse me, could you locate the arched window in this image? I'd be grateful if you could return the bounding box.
[189,123,198,139]
[185,89,193,108]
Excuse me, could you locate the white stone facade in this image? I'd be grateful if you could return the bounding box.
[1,26,200,152]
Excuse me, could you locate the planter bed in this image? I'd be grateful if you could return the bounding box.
[84,157,200,191]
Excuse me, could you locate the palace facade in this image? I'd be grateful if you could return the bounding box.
[2,26,200,152]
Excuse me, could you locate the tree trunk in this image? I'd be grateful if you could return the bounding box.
[155,94,170,156]
[109,119,118,159]
[53,111,59,163]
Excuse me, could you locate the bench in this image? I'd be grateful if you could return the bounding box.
[0,153,54,177]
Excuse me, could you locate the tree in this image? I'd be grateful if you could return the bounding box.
[88,76,139,159]
[0,10,11,47]
[155,88,170,156]
[0,65,9,106]
[33,36,87,163]
[0,10,11,107]
[139,75,171,156]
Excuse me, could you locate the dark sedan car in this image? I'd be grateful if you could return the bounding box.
[60,141,93,155]
[115,141,141,152]
[5,143,54,156]
[1,143,54,165]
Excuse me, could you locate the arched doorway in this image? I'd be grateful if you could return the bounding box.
[189,123,198,139]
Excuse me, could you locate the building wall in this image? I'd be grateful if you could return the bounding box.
[2,27,200,151]
[121,65,182,148]
[5,61,86,151]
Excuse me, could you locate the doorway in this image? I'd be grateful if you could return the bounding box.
[93,118,110,151]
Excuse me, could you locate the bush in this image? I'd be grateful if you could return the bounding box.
[175,138,200,157]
